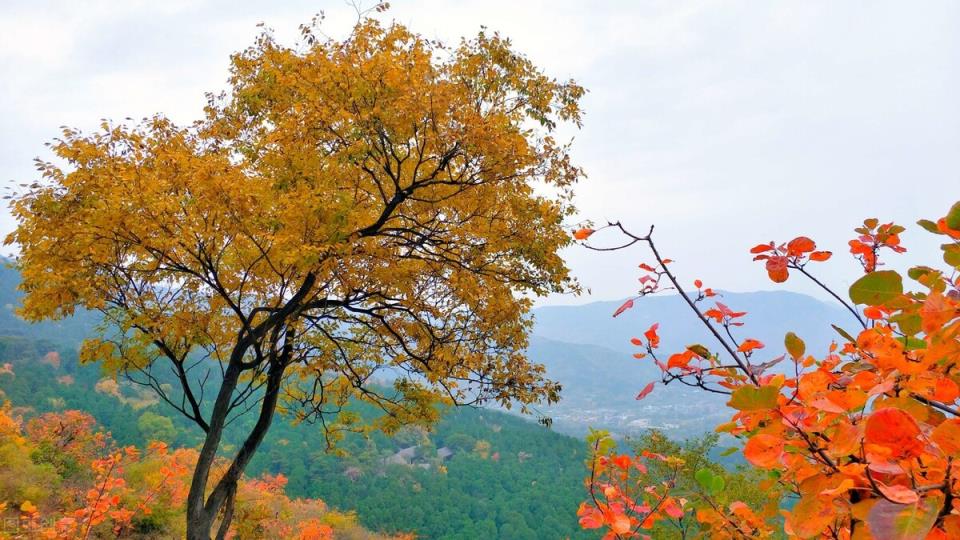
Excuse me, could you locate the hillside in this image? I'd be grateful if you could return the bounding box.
[0,335,590,539]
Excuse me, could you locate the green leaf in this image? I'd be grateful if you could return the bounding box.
[916,219,942,235]
[867,495,941,540]
[891,313,921,337]
[943,244,960,268]
[832,324,856,343]
[719,447,738,457]
[903,336,926,351]
[849,270,903,305]
[728,385,779,411]
[784,332,805,360]
[709,475,726,496]
[907,266,938,281]
[687,344,711,359]
[695,468,714,489]
[946,201,960,230]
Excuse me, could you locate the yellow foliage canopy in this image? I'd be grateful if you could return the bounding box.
[7,19,585,431]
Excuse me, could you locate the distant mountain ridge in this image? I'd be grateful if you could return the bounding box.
[526,290,856,437]
[532,290,851,355]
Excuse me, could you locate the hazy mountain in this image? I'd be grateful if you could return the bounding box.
[0,263,98,345]
[526,291,856,437]
[532,290,852,355]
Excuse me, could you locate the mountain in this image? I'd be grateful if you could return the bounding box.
[526,291,855,437]
[532,290,850,355]
[0,263,98,345]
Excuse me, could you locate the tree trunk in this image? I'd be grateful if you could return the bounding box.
[185,278,312,539]
[185,360,287,539]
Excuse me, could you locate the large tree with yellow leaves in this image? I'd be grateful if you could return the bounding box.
[6,17,584,539]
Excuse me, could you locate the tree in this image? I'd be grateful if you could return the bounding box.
[7,15,585,539]
[575,201,960,538]
[138,411,178,444]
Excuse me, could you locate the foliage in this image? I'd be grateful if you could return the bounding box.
[0,402,397,539]
[0,334,592,539]
[576,201,960,538]
[6,12,585,537]
[578,430,776,539]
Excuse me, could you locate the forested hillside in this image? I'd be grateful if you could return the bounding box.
[0,331,590,539]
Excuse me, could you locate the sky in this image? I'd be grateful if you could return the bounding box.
[1,0,957,306]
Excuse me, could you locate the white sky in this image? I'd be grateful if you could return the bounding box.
[1,1,957,306]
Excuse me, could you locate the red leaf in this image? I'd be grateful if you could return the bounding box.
[765,256,789,283]
[630,337,643,346]
[613,299,634,318]
[577,504,604,529]
[643,324,660,348]
[693,279,703,289]
[636,381,655,401]
[663,501,684,519]
[787,236,816,255]
[612,455,632,470]
[750,243,774,254]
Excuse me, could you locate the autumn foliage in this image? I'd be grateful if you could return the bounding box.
[577,201,960,539]
[0,404,402,539]
[6,13,584,538]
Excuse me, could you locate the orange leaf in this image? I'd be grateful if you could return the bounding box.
[608,511,632,535]
[932,419,960,456]
[612,454,632,470]
[643,324,660,348]
[667,350,696,369]
[875,482,919,504]
[934,378,959,403]
[737,339,764,353]
[577,504,604,529]
[787,236,816,255]
[809,251,832,261]
[865,408,922,458]
[743,433,783,469]
[765,256,789,283]
[750,243,774,254]
[819,479,855,498]
[573,228,594,240]
[630,337,643,346]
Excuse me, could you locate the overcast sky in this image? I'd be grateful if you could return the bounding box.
[1,1,957,306]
